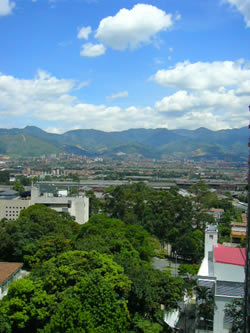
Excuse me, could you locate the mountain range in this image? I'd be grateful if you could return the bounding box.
[0,126,248,161]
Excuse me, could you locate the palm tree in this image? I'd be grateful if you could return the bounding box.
[195,285,215,331]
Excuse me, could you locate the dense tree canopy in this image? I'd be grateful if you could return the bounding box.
[0,181,238,332]
[0,205,79,264]
[0,251,131,333]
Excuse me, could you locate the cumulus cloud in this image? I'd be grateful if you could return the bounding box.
[80,43,106,57]
[152,59,250,130]
[106,91,128,101]
[77,26,92,40]
[0,68,248,132]
[0,71,159,131]
[224,0,250,27]
[0,0,15,16]
[95,4,173,50]
[152,60,250,91]
[155,90,244,113]
[0,70,75,116]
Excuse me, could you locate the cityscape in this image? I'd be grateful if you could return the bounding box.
[0,0,250,332]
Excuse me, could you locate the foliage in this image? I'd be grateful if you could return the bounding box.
[195,285,215,330]
[0,251,131,332]
[103,183,199,249]
[75,214,157,262]
[12,181,25,195]
[75,214,184,327]
[224,299,244,332]
[0,170,10,184]
[85,190,102,216]
[178,264,200,276]
[0,205,79,263]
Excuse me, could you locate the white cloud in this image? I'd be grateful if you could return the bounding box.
[224,0,250,27]
[0,70,75,116]
[95,4,174,50]
[76,80,91,90]
[0,0,15,16]
[0,69,248,132]
[106,91,128,101]
[77,26,92,40]
[152,60,250,91]
[152,59,249,130]
[80,43,106,57]
[155,90,244,113]
[0,71,158,131]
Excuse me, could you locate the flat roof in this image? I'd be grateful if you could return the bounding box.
[214,245,246,266]
[0,262,23,284]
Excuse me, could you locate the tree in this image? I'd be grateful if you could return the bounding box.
[0,251,131,332]
[12,181,25,195]
[0,205,79,263]
[224,299,244,332]
[0,170,9,185]
[172,230,203,262]
[195,285,215,330]
[85,190,102,216]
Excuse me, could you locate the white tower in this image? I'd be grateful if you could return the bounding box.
[204,224,218,259]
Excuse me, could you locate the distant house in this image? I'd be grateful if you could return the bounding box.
[230,222,246,244]
[0,262,24,300]
[207,208,224,221]
[230,213,247,244]
[197,225,245,333]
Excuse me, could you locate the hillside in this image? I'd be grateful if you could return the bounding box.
[0,126,247,161]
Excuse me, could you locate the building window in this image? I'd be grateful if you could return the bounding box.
[209,235,213,239]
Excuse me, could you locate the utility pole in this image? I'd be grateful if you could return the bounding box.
[244,105,250,332]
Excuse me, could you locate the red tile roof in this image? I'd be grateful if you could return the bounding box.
[0,262,23,284]
[213,245,246,266]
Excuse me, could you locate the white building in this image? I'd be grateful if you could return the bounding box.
[197,225,245,332]
[0,185,89,224]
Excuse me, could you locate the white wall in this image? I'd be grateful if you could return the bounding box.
[204,228,218,258]
[213,296,233,333]
[0,200,30,220]
[214,262,245,282]
[70,197,89,224]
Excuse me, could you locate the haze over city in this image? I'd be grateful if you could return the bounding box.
[0,0,249,133]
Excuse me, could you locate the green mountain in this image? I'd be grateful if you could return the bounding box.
[0,126,247,161]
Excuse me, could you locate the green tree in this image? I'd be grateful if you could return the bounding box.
[224,299,244,332]
[0,170,9,185]
[0,205,79,263]
[12,181,25,195]
[0,251,131,332]
[85,190,102,216]
[195,285,215,330]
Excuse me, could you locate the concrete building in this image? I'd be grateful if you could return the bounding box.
[30,185,89,224]
[197,225,246,332]
[0,199,30,220]
[0,262,24,300]
[0,185,89,224]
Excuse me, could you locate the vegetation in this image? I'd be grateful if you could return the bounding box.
[0,181,242,331]
[224,299,244,332]
[0,202,184,331]
[0,126,247,160]
[0,170,10,185]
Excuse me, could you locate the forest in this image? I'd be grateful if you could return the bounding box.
[0,182,240,332]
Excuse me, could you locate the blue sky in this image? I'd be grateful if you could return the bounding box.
[0,0,249,133]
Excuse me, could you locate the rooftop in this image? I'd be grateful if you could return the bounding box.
[0,262,23,284]
[213,245,246,266]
